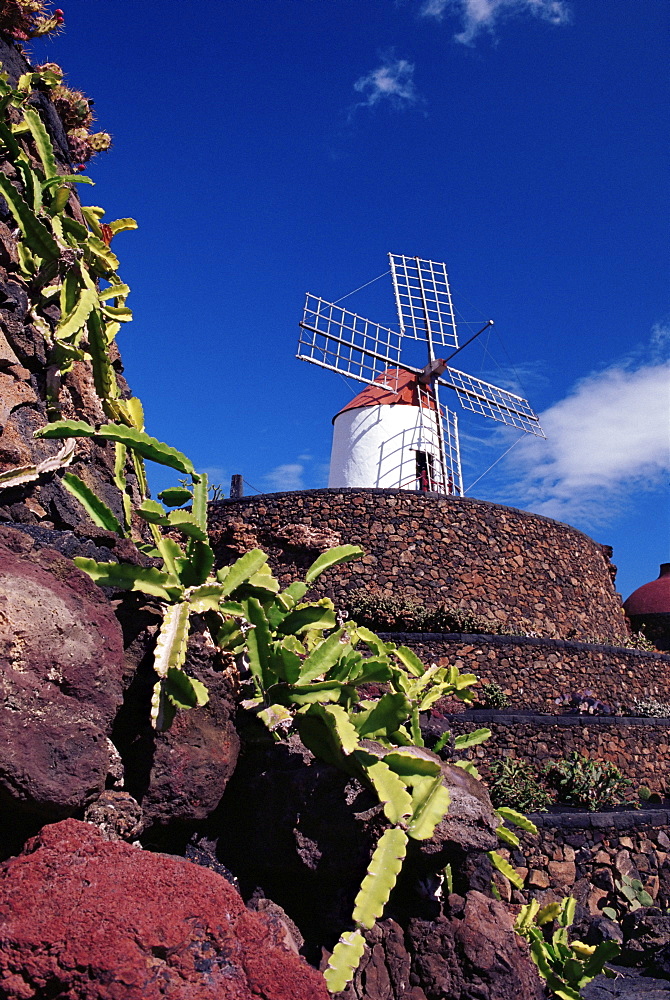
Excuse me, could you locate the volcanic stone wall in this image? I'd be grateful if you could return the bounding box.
[209,488,628,642]
[391,633,670,712]
[441,711,670,796]
[501,812,670,914]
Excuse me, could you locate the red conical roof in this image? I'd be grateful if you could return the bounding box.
[624,564,670,615]
[333,368,436,422]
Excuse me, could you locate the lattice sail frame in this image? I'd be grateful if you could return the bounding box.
[297,254,544,497]
[389,254,458,350]
[298,294,403,391]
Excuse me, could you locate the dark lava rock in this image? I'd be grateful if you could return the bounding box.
[338,891,545,1000]
[0,818,330,1000]
[583,966,670,997]
[112,605,240,833]
[406,891,546,1000]
[621,908,670,973]
[215,731,383,945]
[83,790,144,842]
[215,730,503,966]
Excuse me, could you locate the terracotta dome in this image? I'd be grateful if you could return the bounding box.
[624,564,670,615]
[333,367,436,422]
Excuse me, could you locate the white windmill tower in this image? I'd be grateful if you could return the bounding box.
[297,253,544,496]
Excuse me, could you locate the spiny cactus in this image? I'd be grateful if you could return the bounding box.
[0,1,63,41]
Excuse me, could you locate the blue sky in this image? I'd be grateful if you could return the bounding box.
[30,0,669,602]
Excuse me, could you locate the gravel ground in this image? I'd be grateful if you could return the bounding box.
[583,968,670,998]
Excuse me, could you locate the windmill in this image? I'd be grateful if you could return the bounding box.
[297,253,544,496]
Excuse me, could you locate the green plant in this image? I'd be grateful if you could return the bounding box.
[477,681,509,710]
[0,67,486,994]
[50,80,112,165]
[542,753,631,812]
[515,896,619,999]
[488,757,555,813]
[602,873,654,923]
[555,691,614,716]
[578,631,657,652]
[343,589,542,637]
[342,590,430,631]
[489,805,539,891]
[627,695,670,718]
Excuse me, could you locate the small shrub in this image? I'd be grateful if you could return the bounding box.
[542,753,631,812]
[344,589,537,637]
[488,757,555,813]
[627,695,670,718]
[637,784,663,805]
[602,873,654,922]
[477,681,510,710]
[619,631,657,652]
[342,589,429,631]
[0,0,63,41]
[555,690,613,716]
[576,631,657,652]
[516,896,619,995]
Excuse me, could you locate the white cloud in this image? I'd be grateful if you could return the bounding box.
[508,352,670,527]
[353,56,419,110]
[420,0,570,45]
[263,463,305,492]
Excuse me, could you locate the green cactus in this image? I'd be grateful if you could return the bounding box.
[515,896,619,999]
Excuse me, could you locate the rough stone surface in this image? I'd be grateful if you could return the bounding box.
[0,526,126,825]
[402,891,546,1000]
[397,633,670,715]
[0,54,143,538]
[216,731,502,966]
[620,909,670,970]
[583,967,670,997]
[424,761,499,858]
[112,607,240,831]
[83,790,144,842]
[0,818,330,1000]
[209,489,628,642]
[505,814,670,928]
[216,732,385,943]
[432,711,670,795]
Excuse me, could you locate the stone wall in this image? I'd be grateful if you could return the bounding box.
[209,488,629,643]
[438,711,670,795]
[496,811,670,917]
[388,633,670,712]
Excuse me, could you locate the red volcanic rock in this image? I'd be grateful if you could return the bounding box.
[0,819,330,1000]
[0,527,126,821]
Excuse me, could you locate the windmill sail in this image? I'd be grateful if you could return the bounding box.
[298,294,403,389]
[439,365,544,437]
[389,253,458,350]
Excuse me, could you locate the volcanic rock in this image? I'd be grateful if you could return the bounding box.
[0,818,330,1000]
[339,892,545,1000]
[0,526,126,830]
[112,605,240,832]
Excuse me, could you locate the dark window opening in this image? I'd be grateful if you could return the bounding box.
[416,451,434,493]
